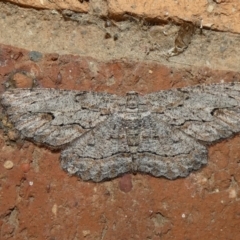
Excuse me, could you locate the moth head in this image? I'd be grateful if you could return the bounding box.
[126,91,139,109]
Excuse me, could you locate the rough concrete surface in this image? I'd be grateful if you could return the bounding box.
[0,1,240,72]
[0,1,240,239]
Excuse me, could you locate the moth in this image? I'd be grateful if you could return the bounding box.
[1,82,240,182]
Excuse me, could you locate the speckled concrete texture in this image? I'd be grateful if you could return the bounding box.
[0,0,240,239]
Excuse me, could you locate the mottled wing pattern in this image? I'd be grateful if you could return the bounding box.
[144,83,240,142]
[136,82,240,179]
[61,115,132,182]
[134,114,207,179]
[1,88,122,148]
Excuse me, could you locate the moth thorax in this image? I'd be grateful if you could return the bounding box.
[126,92,139,109]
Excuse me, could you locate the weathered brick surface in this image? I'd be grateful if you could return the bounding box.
[1,44,240,240]
[5,0,240,32]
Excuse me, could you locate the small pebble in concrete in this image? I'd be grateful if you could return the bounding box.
[21,163,30,173]
[3,160,14,169]
[207,5,214,13]
[228,188,237,198]
[82,230,90,237]
[52,204,58,216]
[29,51,43,62]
